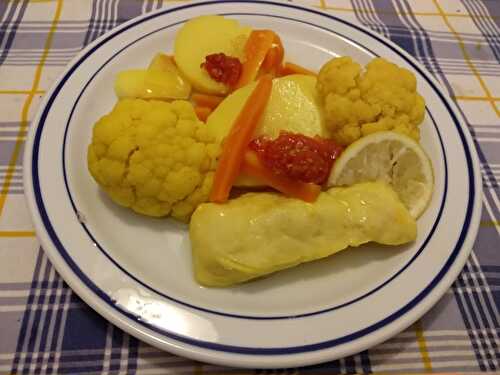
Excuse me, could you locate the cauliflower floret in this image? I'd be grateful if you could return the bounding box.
[317,57,425,145]
[87,99,220,221]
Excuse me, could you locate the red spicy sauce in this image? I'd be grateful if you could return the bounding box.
[249,132,343,185]
[201,53,242,87]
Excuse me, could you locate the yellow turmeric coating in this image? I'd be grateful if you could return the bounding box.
[317,57,425,146]
[87,98,220,221]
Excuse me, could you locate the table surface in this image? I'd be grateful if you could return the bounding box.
[0,0,499,373]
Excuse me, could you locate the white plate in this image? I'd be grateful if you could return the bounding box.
[24,1,482,368]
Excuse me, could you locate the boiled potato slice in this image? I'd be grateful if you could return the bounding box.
[114,69,191,100]
[206,74,328,142]
[115,55,192,101]
[174,15,251,95]
[148,53,183,76]
[114,53,191,100]
[206,74,328,186]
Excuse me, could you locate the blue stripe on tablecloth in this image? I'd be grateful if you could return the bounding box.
[344,356,355,372]
[11,249,45,373]
[0,141,25,168]
[27,251,52,355]
[10,251,81,373]
[393,0,441,77]
[461,0,500,61]
[458,125,498,191]
[357,0,457,99]
[351,0,390,39]
[0,2,18,49]
[82,0,147,49]
[461,262,500,363]
[483,265,500,313]
[359,350,371,372]
[127,336,139,374]
[467,258,500,329]
[0,0,28,66]
[453,252,499,370]
[82,0,99,46]
[301,359,342,372]
[92,0,107,44]
[411,57,500,370]
[39,276,61,366]
[0,282,32,290]
[363,0,417,55]
[480,0,500,30]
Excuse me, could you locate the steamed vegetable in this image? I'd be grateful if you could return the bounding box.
[190,181,417,287]
[260,33,284,75]
[241,149,321,202]
[174,15,251,94]
[207,74,327,143]
[235,30,275,89]
[194,106,212,122]
[317,57,425,146]
[191,93,224,110]
[87,99,220,221]
[279,62,316,77]
[114,54,191,100]
[209,75,273,203]
[207,74,328,187]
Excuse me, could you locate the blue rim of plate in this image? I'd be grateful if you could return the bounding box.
[61,13,447,320]
[30,0,475,355]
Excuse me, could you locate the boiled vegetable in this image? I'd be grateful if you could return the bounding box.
[191,93,224,110]
[207,74,327,143]
[317,56,425,145]
[209,75,273,203]
[279,62,316,77]
[241,150,321,202]
[194,106,212,122]
[235,30,275,89]
[260,33,284,75]
[114,53,191,100]
[174,15,251,94]
[87,99,219,221]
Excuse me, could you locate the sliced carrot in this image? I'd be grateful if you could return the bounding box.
[261,33,284,75]
[278,62,317,77]
[235,30,275,89]
[241,150,321,202]
[210,75,273,203]
[191,93,225,110]
[194,106,212,122]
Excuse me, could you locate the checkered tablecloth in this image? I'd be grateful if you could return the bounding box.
[0,0,499,373]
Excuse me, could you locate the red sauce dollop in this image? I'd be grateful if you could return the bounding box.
[201,53,242,87]
[249,132,343,185]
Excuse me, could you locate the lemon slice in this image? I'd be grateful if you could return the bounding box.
[328,131,434,218]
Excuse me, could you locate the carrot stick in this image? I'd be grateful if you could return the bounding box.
[241,150,321,202]
[194,106,212,122]
[278,62,317,77]
[191,93,224,110]
[235,30,275,89]
[209,75,273,203]
[261,34,284,75]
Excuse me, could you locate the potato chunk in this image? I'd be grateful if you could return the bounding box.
[114,54,191,100]
[174,15,251,94]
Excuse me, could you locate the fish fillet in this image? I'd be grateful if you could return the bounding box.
[189,181,416,287]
